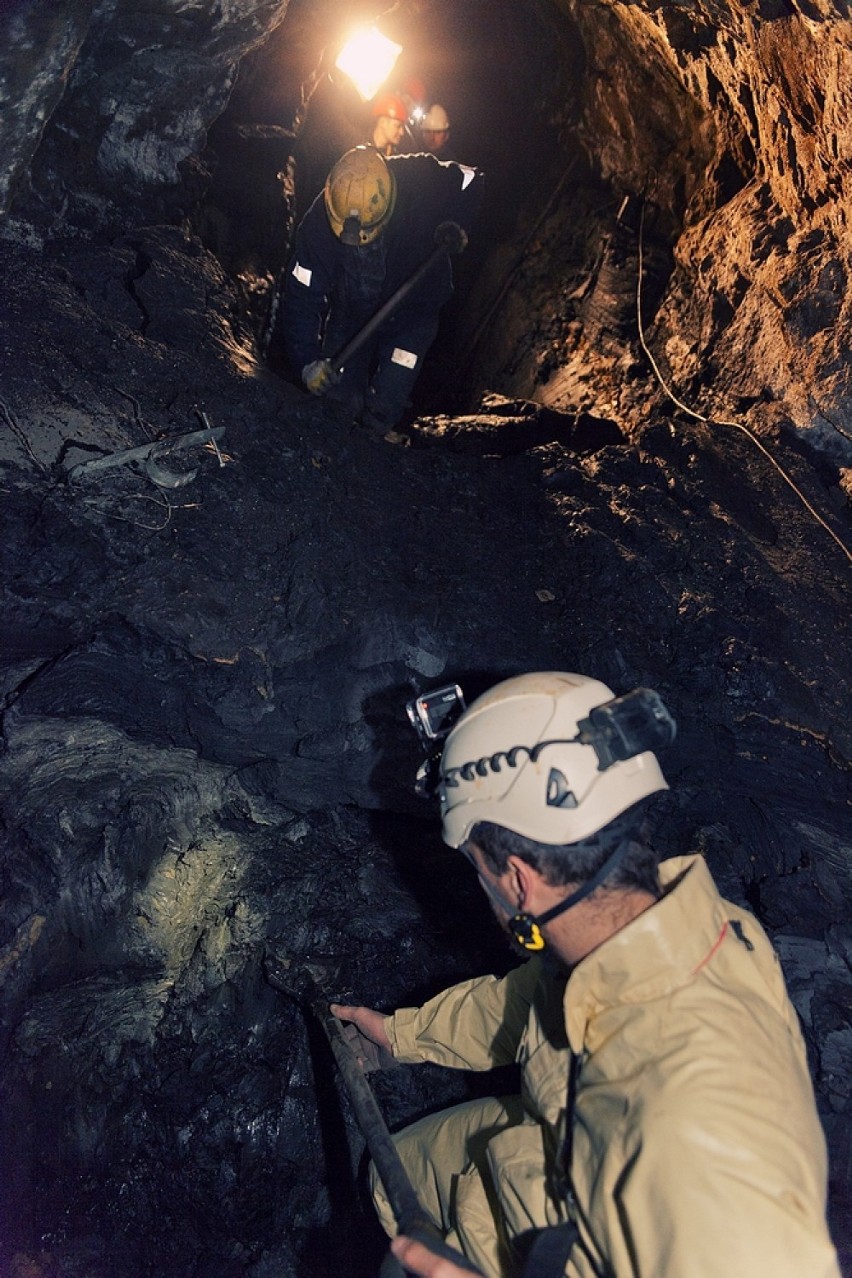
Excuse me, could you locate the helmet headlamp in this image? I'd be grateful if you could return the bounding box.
[409,685,674,797]
[340,214,362,247]
[577,689,676,769]
[407,684,466,799]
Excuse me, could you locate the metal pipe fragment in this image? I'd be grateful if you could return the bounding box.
[66,426,226,482]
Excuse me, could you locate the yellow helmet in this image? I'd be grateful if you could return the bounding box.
[324,147,397,246]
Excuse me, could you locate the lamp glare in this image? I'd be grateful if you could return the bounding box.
[335,27,403,101]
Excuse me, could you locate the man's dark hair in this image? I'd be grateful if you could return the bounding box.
[468,808,661,898]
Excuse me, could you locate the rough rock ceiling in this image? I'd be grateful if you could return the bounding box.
[0,1,850,1275]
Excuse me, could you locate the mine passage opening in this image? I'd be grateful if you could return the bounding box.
[195,0,660,421]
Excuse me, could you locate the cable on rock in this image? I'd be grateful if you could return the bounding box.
[634,200,851,568]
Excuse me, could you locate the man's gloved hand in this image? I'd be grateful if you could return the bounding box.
[434,220,468,254]
[301,359,340,395]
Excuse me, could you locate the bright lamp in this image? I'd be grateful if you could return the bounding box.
[335,26,403,101]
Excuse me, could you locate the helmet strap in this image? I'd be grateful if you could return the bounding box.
[508,836,633,952]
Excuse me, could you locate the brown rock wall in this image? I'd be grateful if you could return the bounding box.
[476,1,852,459]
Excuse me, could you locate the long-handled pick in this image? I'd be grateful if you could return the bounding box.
[264,952,481,1276]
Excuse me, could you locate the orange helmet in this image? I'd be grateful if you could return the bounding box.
[372,92,408,122]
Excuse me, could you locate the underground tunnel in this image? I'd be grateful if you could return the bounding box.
[0,0,850,1275]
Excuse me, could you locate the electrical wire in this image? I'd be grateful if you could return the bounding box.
[635,202,852,567]
[0,394,48,472]
[81,488,203,532]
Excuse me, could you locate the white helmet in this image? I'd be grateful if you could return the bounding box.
[439,672,670,849]
[421,103,450,132]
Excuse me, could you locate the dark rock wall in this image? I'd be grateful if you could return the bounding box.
[0,0,289,231]
[1,228,849,1274]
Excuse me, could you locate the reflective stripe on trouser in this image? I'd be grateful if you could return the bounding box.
[321,310,440,425]
[364,312,440,428]
[370,1095,562,1278]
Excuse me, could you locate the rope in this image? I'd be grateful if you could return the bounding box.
[635,202,851,567]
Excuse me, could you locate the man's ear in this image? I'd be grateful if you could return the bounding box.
[505,855,540,909]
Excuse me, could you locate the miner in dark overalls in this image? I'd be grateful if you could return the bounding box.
[281,146,483,436]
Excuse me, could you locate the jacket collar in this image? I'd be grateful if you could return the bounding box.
[563,855,729,1054]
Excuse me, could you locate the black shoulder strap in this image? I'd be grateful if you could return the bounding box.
[560,1048,580,1183]
[519,1220,580,1278]
[515,991,582,1278]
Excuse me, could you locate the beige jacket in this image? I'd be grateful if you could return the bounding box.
[386,855,841,1277]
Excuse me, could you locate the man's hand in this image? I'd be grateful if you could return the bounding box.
[433,221,468,254]
[390,1235,484,1278]
[330,1003,397,1072]
[301,359,340,395]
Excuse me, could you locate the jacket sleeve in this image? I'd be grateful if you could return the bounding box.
[386,958,541,1070]
[423,156,484,236]
[380,154,485,309]
[281,198,337,372]
[441,159,485,234]
[389,152,484,236]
